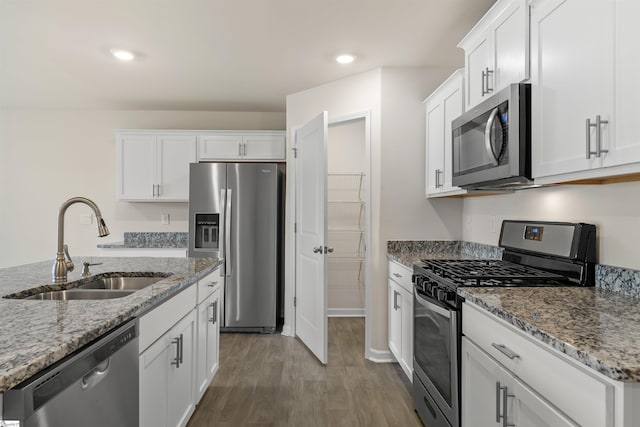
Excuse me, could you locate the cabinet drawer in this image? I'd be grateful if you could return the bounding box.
[140,284,197,353]
[463,302,614,427]
[197,268,222,304]
[388,260,413,293]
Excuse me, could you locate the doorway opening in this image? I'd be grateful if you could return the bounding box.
[327,116,369,357]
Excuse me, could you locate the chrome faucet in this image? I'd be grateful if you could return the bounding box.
[52,197,110,283]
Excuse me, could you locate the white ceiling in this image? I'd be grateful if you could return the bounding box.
[0,0,495,112]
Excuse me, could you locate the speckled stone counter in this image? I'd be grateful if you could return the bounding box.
[459,286,640,382]
[97,232,188,249]
[387,240,502,268]
[0,256,222,393]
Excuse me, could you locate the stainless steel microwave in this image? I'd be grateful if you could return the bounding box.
[451,83,532,190]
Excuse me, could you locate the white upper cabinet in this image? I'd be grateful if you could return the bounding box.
[197,132,285,161]
[531,0,640,183]
[116,133,196,202]
[459,0,529,111]
[425,70,466,197]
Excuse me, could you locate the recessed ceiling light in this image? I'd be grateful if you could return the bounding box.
[336,54,355,64]
[110,49,135,61]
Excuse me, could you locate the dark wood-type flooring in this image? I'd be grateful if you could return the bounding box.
[187,317,422,426]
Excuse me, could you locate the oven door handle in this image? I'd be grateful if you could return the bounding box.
[415,291,452,318]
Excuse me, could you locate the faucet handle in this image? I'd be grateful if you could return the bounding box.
[63,244,74,272]
[81,261,102,277]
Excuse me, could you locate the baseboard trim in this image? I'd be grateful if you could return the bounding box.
[366,347,396,363]
[327,308,365,317]
[281,324,293,337]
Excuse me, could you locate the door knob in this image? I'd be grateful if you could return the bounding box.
[313,246,323,254]
[325,246,334,254]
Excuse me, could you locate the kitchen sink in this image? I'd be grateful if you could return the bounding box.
[77,276,167,291]
[3,272,172,300]
[25,289,135,300]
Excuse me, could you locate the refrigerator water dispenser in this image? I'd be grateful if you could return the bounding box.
[194,213,219,250]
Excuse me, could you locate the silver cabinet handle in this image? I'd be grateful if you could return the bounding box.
[313,246,323,254]
[434,169,440,188]
[485,67,494,94]
[209,301,217,324]
[481,70,486,96]
[438,169,444,188]
[156,184,160,197]
[393,290,400,310]
[495,382,501,423]
[393,272,402,278]
[492,343,520,359]
[238,143,243,156]
[586,115,610,158]
[152,184,156,197]
[207,281,218,288]
[484,108,501,166]
[171,337,181,368]
[243,143,247,156]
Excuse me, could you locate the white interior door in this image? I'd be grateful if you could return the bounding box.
[295,111,328,364]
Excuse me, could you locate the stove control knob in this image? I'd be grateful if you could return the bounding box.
[436,288,446,301]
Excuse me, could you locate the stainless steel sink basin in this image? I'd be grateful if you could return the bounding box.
[77,276,166,291]
[24,289,135,300]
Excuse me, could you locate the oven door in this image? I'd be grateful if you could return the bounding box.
[414,288,459,427]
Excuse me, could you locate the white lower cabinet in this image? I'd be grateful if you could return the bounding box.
[139,267,221,427]
[140,310,196,427]
[195,286,220,401]
[462,302,618,427]
[462,337,577,427]
[387,260,413,380]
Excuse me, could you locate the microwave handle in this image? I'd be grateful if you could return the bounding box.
[484,107,501,166]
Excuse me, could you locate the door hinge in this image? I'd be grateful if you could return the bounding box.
[294,297,297,307]
[292,147,298,158]
[294,222,297,233]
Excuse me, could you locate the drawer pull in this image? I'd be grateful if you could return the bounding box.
[492,343,520,360]
[393,273,402,278]
[207,281,218,287]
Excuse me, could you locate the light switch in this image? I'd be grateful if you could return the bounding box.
[80,214,93,225]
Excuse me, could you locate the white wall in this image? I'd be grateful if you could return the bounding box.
[0,109,285,268]
[286,67,463,354]
[462,181,640,269]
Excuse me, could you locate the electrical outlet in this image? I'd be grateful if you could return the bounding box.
[80,214,93,225]
[161,214,170,225]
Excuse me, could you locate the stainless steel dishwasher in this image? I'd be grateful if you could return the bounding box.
[3,319,138,427]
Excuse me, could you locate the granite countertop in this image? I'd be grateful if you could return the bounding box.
[460,287,640,382]
[97,232,188,249]
[0,256,222,393]
[387,240,503,268]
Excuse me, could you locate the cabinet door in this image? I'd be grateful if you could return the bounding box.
[607,0,640,167]
[198,134,243,160]
[388,280,402,362]
[117,134,156,200]
[441,78,463,192]
[426,99,444,196]
[465,34,491,110]
[461,337,505,427]
[167,311,196,427]
[511,377,577,427]
[492,0,528,91]
[140,334,170,427]
[243,134,286,160]
[530,0,614,178]
[157,135,196,201]
[195,289,219,401]
[399,285,413,380]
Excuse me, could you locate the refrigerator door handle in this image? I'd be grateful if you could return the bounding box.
[225,188,232,278]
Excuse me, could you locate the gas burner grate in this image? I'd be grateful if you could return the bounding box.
[419,259,566,287]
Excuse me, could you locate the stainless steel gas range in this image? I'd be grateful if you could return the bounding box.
[411,220,597,427]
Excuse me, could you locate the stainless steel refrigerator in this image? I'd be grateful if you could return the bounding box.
[188,162,284,332]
